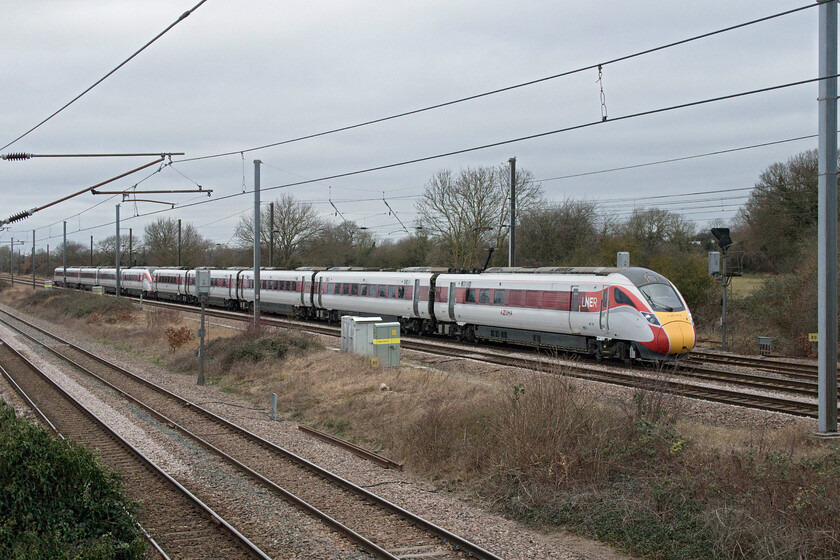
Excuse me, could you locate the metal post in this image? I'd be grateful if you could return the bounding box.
[198,299,206,385]
[90,235,93,266]
[46,244,49,274]
[817,0,838,435]
[253,160,262,328]
[62,222,66,286]
[115,205,121,297]
[32,230,35,289]
[271,393,277,421]
[721,249,727,352]
[508,157,516,267]
[177,219,182,267]
[9,238,13,285]
[129,228,133,267]
[269,201,274,267]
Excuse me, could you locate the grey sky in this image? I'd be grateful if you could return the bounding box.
[0,1,822,253]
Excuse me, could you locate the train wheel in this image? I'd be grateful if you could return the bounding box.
[615,341,631,366]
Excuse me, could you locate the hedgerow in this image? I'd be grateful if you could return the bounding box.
[0,401,145,559]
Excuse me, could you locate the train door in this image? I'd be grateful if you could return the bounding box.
[599,286,610,331]
[412,279,420,317]
[569,286,579,332]
[299,276,305,306]
[317,278,323,307]
[448,282,456,321]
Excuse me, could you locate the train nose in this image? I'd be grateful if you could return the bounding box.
[655,320,695,355]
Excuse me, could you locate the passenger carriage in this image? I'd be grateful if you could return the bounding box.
[238,269,315,316]
[310,270,435,327]
[152,268,191,302]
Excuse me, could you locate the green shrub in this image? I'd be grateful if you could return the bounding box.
[0,401,145,559]
[206,327,318,369]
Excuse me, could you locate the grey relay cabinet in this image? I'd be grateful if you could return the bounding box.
[340,316,400,367]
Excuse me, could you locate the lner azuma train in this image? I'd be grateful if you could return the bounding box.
[54,265,695,362]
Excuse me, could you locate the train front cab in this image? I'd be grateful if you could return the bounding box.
[623,269,695,361]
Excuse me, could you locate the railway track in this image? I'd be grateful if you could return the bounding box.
[0,337,269,560]
[687,349,824,379]
[0,307,504,560]
[4,276,831,418]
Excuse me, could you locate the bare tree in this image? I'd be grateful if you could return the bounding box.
[304,221,376,267]
[234,194,323,268]
[414,164,542,268]
[621,208,696,259]
[518,199,599,266]
[143,218,210,266]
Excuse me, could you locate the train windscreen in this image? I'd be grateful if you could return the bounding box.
[639,284,684,312]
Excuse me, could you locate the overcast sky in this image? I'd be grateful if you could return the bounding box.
[0,1,824,254]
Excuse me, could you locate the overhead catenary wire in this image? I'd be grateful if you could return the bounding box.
[174,2,818,164]
[534,134,818,183]
[19,73,834,240]
[1,1,208,151]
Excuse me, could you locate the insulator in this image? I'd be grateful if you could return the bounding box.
[1,153,33,161]
[7,211,32,223]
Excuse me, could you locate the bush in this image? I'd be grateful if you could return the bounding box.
[207,327,316,369]
[165,326,194,351]
[0,401,145,559]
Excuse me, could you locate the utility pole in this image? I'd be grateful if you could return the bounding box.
[817,0,838,435]
[90,235,93,266]
[6,238,25,285]
[177,219,182,267]
[129,228,133,267]
[508,157,516,267]
[253,160,262,328]
[62,222,66,286]
[46,244,49,274]
[721,249,728,351]
[31,230,35,289]
[115,205,121,297]
[269,201,274,267]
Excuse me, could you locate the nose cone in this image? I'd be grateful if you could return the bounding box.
[656,320,695,355]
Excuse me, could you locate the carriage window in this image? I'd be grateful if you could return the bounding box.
[361,285,368,296]
[479,289,491,304]
[388,285,397,298]
[494,290,506,305]
[615,288,635,307]
[292,281,297,291]
[378,285,386,297]
[351,284,359,295]
[342,283,350,295]
[397,286,405,299]
[465,289,475,303]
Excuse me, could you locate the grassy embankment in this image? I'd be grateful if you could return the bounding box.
[3,284,839,560]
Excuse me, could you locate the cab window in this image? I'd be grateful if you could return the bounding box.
[614,288,635,308]
[639,284,685,312]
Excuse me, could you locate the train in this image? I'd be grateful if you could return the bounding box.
[54,265,695,362]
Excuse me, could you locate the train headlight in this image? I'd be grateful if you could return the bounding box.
[641,312,660,326]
